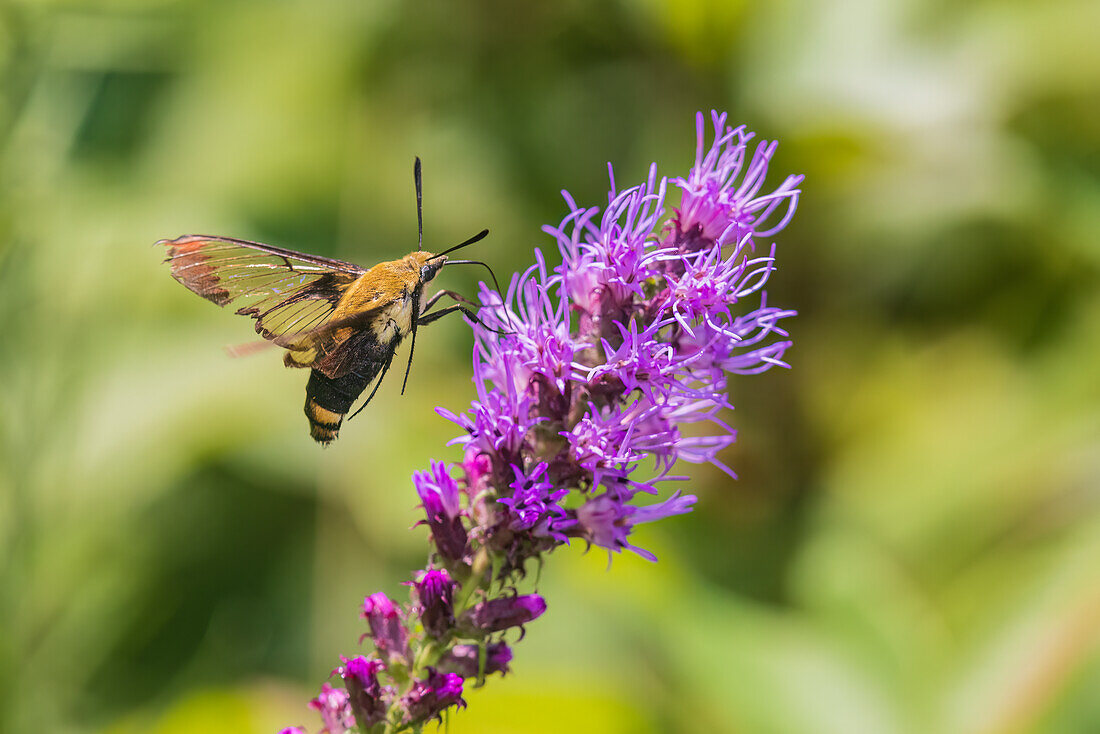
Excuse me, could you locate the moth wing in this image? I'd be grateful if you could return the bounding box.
[276,298,394,376]
[158,234,365,346]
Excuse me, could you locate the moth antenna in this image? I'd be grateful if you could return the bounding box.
[414,157,424,251]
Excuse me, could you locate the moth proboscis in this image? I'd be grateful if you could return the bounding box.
[158,157,502,445]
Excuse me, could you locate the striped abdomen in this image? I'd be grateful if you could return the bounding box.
[302,331,402,444]
[304,369,373,444]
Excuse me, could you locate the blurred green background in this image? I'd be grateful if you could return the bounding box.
[2,0,1099,733]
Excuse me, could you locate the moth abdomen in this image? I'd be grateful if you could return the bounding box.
[304,369,371,444]
[305,397,344,445]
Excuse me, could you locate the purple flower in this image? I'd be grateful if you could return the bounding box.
[359,593,409,668]
[661,240,774,340]
[414,568,457,638]
[670,110,803,249]
[566,406,647,473]
[438,348,537,470]
[495,462,570,538]
[279,728,308,734]
[399,668,466,724]
[335,656,388,729]
[716,293,797,374]
[438,642,513,678]
[584,318,691,403]
[572,491,697,561]
[308,683,354,734]
[414,461,469,561]
[463,594,547,633]
[549,166,669,341]
[461,448,492,493]
[482,255,581,400]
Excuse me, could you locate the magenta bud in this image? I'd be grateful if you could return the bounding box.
[335,656,388,729]
[360,593,410,666]
[308,682,354,734]
[438,642,513,678]
[400,668,465,724]
[414,568,457,638]
[462,449,492,490]
[464,594,547,633]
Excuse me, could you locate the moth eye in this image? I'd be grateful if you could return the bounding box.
[421,262,443,282]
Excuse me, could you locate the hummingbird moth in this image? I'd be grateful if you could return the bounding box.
[158,158,498,444]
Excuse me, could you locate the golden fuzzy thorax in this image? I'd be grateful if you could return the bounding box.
[334,251,442,338]
[281,250,444,368]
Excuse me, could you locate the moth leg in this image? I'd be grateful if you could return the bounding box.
[420,288,478,314]
[420,289,447,313]
[418,303,476,326]
[418,304,508,335]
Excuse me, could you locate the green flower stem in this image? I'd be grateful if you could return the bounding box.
[454,546,492,613]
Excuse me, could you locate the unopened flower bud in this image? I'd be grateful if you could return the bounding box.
[360,593,409,667]
[437,642,513,678]
[463,594,546,633]
[399,668,465,724]
[414,568,456,638]
[335,656,387,729]
[308,682,354,734]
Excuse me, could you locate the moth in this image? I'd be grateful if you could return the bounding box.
[158,158,498,445]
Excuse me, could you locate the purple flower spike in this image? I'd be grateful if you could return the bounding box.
[285,111,799,734]
[438,642,513,678]
[335,656,388,730]
[308,682,355,734]
[414,568,457,638]
[400,668,466,724]
[360,593,410,668]
[415,461,469,561]
[464,594,547,633]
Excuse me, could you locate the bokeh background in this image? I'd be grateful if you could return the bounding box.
[2,1,1099,732]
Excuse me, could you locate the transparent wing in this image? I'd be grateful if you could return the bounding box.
[159,234,365,342]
